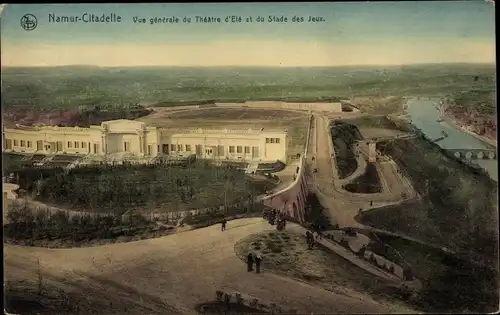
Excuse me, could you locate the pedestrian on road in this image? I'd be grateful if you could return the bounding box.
[247,252,254,272]
[306,231,314,249]
[370,200,373,207]
[255,254,262,273]
[221,218,227,231]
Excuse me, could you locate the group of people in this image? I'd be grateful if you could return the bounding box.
[266,209,288,231]
[266,209,277,225]
[276,217,287,231]
[246,252,263,273]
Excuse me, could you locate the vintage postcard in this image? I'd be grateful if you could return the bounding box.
[1,2,497,314]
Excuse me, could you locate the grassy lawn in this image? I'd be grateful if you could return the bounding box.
[371,138,497,254]
[350,96,405,115]
[343,115,412,132]
[357,136,498,313]
[234,230,415,310]
[448,89,496,116]
[2,64,494,111]
[330,122,362,178]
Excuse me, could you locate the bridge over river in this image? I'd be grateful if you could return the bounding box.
[405,97,497,181]
[445,148,497,160]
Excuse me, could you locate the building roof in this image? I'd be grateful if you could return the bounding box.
[164,127,287,135]
[5,119,286,135]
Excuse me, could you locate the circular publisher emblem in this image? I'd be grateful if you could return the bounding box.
[21,13,38,31]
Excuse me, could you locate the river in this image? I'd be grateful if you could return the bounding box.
[405,97,497,182]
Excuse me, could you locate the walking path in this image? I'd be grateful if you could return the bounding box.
[284,224,401,282]
[3,182,19,200]
[4,218,414,314]
[311,114,418,225]
[304,114,427,285]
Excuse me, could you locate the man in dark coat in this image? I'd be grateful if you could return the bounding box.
[305,231,312,248]
[255,254,262,273]
[221,218,227,231]
[247,253,254,272]
[306,230,315,249]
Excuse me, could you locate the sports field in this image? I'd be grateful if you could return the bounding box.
[138,107,309,157]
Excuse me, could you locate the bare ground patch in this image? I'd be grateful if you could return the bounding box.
[138,112,309,157]
[163,108,305,120]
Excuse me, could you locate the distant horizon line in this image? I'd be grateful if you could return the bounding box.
[1,62,496,69]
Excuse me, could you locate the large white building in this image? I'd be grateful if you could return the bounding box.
[2,119,288,163]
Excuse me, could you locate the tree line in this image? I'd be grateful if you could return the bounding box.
[12,162,270,214]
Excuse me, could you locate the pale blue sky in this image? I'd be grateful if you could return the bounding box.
[1,2,496,67]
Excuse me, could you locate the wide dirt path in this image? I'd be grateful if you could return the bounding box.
[310,115,417,227]
[4,218,410,314]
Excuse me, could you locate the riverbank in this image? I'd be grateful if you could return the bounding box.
[404,96,497,181]
[438,101,497,149]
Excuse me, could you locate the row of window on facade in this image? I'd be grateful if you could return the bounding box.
[265,137,281,144]
[5,139,89,150]
[169,144,253,154]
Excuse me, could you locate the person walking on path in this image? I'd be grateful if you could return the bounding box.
[247,253,254,272]
[255,254,262,273]
[306,231,314,249]
[221,218,227,231]
[305,230,311,246]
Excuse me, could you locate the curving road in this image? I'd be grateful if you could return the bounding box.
[4,218,413,314]
[4,107,422,314]
[308,114,418,228]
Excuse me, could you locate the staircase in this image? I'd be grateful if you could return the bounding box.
[41,154,55,163]
[245,163,259,174]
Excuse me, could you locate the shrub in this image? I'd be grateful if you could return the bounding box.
[223,293,231,304]
[7,201,33,224]
[215,290,224,301]
[249,298,258,307]
[3,202,168,247]
[234,292,243,305]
